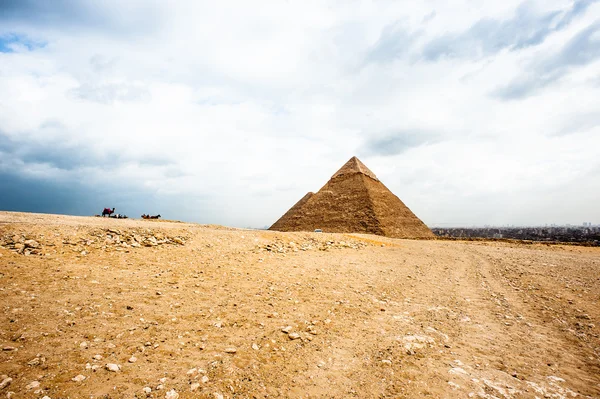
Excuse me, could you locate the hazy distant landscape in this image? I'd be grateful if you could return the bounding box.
[432,225,600,246]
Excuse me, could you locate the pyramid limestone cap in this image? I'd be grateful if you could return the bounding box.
[331,156,379,181]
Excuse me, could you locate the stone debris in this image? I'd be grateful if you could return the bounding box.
[201,375,209,383]
[105,363,121,372]
[128,356,137,363]
[260,237,367,254]
[72,375,86,382]
[165,389,179,399]
[224,347,237,354]
[25,381,40,390]
[288,332,301,340]
[190,382,200,391]
[0,228,187,256]
[93,354,103,361]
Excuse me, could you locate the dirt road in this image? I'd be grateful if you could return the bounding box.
[0,212,599,398]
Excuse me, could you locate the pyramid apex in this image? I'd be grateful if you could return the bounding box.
[331,156,379,181]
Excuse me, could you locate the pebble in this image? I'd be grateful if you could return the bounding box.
[26,381,40,390]
[281,326,292,333]
[381,359,392,365]
[105,363,120,372]
[252,343,259,350]
[2,347,16,351]
[93,354,103,360]
[72,375,86,382]
[201,375,209,383]
[165,389,179,399]
[190,382,200,391]
[213,393,224,399]
[128,356,137,363]
[224,347,237,353]
[80,341,88,349]
[0,377,12,389]
[142,387,152,394]
[42,396,52,399]
[288,333,301,340]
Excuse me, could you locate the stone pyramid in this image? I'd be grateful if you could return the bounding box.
[269,156,434,238]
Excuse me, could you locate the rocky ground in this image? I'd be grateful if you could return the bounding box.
[0,211,599,399]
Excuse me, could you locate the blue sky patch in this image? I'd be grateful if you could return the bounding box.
[0,33,46,53]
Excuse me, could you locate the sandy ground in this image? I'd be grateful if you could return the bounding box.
[0,211,599,399]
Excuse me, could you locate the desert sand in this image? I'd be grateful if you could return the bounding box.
[0,211,599,398]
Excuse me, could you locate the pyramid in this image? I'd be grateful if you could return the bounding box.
[269,156,434,238]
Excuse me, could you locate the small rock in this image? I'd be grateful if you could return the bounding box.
[93,354,103,360]
[105,363,120,372]
[0,377,12,389]
[128,356,137,363]
[72,374,86,382]
[24,240,40,249]
[288,333,301,340]
[2,347,16,351]
[159,377,167,384]
[156,384,164,390]
[224,347,237,354]
[251,343,259,350]
[80,341,88,349]
[281,326,292,333]
[165,389,179,399]
[41,396,52,399]
[213,393,224,399]
[201,375,209,383]
[26,381,40,390]
[381,359,392,365]
[142,387,152,395]
[190,382,200,391]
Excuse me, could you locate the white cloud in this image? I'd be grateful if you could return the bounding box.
[0,0,599,227]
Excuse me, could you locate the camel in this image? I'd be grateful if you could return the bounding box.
[102,208,115,217]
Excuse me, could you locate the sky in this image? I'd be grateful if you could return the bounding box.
[0,0,599,228]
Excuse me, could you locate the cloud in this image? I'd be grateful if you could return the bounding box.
[69,82,151,104]
[365,22,421,63]
[494,22,600,99]
[1,1,599,227]
[0,0,161,36]
[421,0,597,61]
[0,127,177,173]
[362,130,439,156]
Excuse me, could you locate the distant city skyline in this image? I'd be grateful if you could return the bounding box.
[1,1,599,228]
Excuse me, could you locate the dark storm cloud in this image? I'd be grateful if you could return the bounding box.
[362,130,439,156]
[0,170,98,215]
[421,0,597,61]
[494,22,600,100]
